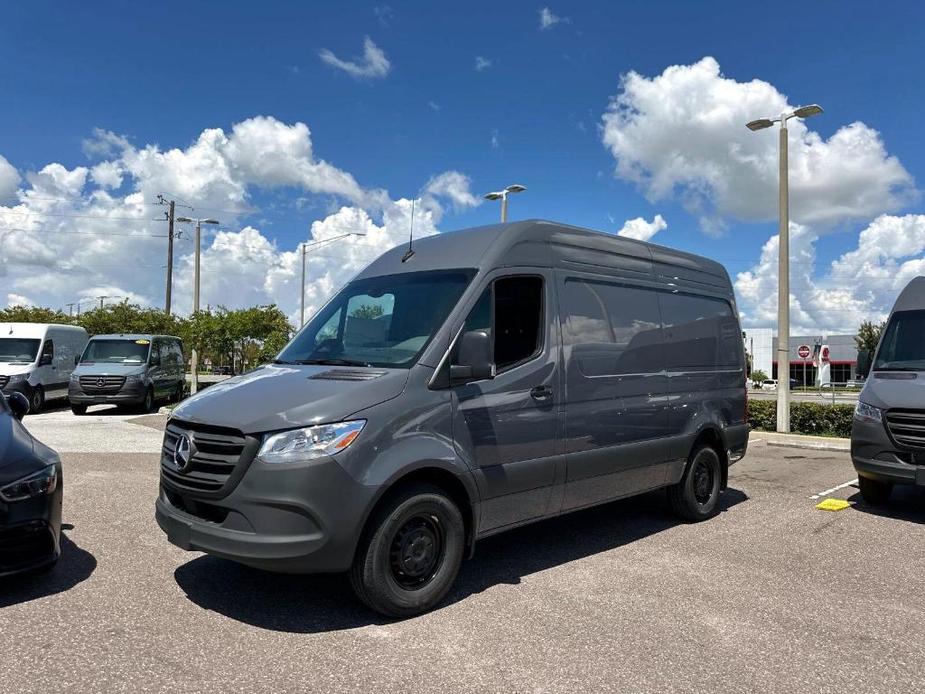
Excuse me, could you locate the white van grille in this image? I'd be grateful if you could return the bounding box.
[885,409,925,449]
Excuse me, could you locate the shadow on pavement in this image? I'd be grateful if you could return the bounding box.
[0,531,97,608]
[847,485,925,523]
[174,487,748,633]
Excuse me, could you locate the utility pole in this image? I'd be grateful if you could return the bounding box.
[66,303,75,317]
[177,216,220,395]
[165,199,175,314]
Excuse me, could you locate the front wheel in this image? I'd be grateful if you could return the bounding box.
[29,386,45,414]
[138,388,155,414]
[858,475,892,506]
[350,484,465,618]
[70,403,87,416]
[668,444,723,521]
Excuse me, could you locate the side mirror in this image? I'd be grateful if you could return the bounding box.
[857,349,871,378]
[39,354,53,367]
[74,355,80,366]
[450,330,495,382]
[8,392,30,420]
[150,356,161,367]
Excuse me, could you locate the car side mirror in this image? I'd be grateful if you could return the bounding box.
[8,392,30,420]
[450,330,495,382]
[74,355,80,366]
[856,349,871,378]
[39,354,53,366]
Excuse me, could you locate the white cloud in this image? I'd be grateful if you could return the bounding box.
[428,101,441,112]
[0,155,20,202]
[539,7,567,30]
[601,57,916,233]
[319,37,391,79]
[616,214,667,242]
[734,214,925,332]
[7,293,33,308]
[0,117,477,322]
[490,129,499,149]
[475,56,492,72]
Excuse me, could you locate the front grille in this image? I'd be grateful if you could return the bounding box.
[885,409,925,449]
[160,419,257,496]
[79,375,126,394]
[0,521,54,573]
[0,375,8,389]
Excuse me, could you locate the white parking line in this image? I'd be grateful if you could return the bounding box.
[810,479,858,500]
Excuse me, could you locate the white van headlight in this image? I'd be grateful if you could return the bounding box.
[7,373,28,384]
[257,420,366,464]
[854,401,883,423]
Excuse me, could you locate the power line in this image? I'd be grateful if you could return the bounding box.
[2,209,166,222]
[0,225,169,238]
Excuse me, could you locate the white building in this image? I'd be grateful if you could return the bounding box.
[742,328,773,378]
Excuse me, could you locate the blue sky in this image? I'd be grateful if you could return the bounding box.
[1,0,924,330]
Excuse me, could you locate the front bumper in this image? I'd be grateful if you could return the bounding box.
[156,454,379,574]
[68,380,145,405]
[851,418,925,486]
[0,466,63,578]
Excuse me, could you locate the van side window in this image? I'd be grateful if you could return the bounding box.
[464,276,544,372]
[561,279,663,376]
[659,293,742,369]
[150,342,161,364]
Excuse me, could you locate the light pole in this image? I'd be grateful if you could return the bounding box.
[746,104,823,433]
[177,216,220,394]
[299,231,366,327]
[484,184,526,223]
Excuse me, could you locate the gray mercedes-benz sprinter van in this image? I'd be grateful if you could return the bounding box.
[852,276,925,504]
[156,220,748,617]
[69,334,184,414]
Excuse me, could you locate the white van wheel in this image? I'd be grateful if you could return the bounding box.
[29,386,45,414]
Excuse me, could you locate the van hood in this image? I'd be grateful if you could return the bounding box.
[171,363,409,434]
[74,363,146,376]
[0,364,33,375]
[860,371,925,410]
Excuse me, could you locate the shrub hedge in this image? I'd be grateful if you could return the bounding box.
[747,399,855,438]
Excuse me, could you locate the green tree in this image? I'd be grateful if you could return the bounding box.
[751,369,768,384]
[350,304,384,319]
[855,320,885,356]
[0,305,73,324]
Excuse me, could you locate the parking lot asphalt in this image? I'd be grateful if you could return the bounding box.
[2,408,924,693]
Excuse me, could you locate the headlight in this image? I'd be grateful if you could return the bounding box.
[0,465,59,502]
[7,373,28,384]
[257,420,366,464]
[854,401,883,423]
[125,374,143,383]
[69,373,79,382]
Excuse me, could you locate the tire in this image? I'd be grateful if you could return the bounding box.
[28,386,45,414]
[70,404,87,416]
[858,475,892,506]
[668,444,723,521]
[138,388,155,414]
[350,484,465,618]
[174,381,184,403]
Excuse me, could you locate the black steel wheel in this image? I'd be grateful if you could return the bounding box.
[350,484,465,618]
[29,385,45,414]
[668,443,723,521]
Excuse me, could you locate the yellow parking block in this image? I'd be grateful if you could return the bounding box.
[816,498,851,512]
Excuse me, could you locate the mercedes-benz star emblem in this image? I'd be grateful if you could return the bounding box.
[174,434,194,473]
[96,377,105,388]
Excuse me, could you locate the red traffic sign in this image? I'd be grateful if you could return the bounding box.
[797,344,812,359]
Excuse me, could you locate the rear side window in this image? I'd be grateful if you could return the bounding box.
[659,293,742,369]
[561,279,664,376]
[463,276,544,372]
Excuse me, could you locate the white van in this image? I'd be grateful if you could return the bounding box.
[0,323,89,413]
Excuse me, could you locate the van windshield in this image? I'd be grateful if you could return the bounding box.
[278,270,473,369]
[0,338,40,363]
[874,309,925,371]
[81,339,151,365]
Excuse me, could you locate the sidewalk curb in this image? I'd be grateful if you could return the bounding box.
[755,430,850,453]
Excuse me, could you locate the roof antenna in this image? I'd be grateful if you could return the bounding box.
[401,196,416,263]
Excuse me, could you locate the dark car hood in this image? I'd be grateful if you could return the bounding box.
[0,413,58,485]
[170,363,409,434]
[861,371,925,410]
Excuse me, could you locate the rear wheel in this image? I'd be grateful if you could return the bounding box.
[28,386,45,414]
[350,484,465,618]
[70,403,87,416]
[858,475,892,505]
[668,444,723,521]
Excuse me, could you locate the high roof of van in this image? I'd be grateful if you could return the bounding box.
[0,322,88,337]
[355,219,733,295]
[89,334,180,341]
[890,276,925,313]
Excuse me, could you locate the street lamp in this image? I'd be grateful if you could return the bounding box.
[299,231,366,327]
[176,216,220,394]
[483,184,527,223]
[746,104,823,433]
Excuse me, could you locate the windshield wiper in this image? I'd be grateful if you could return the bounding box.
[294,358,371,367]
[272,358,295,365]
